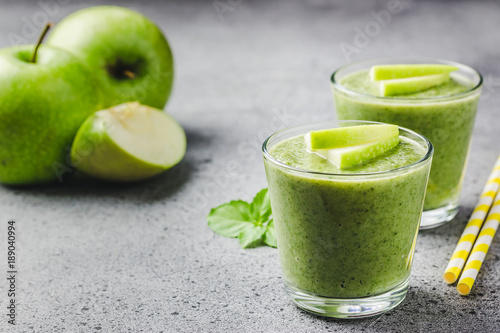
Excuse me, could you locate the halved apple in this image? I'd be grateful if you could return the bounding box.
[71,102,186,182]
[312,133,399,169]
[370,64,458,81]
[306,124,398,150]
[379,73,450,96]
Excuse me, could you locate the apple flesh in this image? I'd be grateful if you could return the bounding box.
[0,45,102,185]
[312,133,400,169]
[370,64,458,81]
[47,6,174,109]
[378,73,450,96]
[306,124,398,150]
[71,102,186,182]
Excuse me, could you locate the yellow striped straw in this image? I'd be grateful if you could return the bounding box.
[443,155,500,284]
[457,190,500,296]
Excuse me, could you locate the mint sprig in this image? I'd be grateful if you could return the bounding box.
[207,188,276,249]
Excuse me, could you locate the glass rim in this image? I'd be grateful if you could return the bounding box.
[330,56,483,102]
[262,120,434,178]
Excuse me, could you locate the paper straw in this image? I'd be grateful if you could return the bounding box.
[457,190,500,296]
[443,155,500,284]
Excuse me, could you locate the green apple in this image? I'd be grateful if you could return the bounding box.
[305,124,398,150]
[0,44,102,185]
[379,73,450,96]
[71,102,186,182]
[47,6,174,109]
[370,64,458,81]
[312,133,399,169]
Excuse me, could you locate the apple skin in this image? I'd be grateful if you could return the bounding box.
[47,6,174,110]
[0,45,102,185]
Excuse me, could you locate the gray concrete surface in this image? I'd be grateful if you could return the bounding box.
[1,0,500,332]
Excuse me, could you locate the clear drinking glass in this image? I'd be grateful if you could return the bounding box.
[331,57,482,229]
[262,120,433,318]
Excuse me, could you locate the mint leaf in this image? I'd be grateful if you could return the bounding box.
[250,188,272,223]
[263,219,277,248]
[208,200,255,237]
[207,188,276,249]
[239,226,267,249]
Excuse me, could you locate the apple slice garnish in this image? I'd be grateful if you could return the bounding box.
[370,64,458,81]
[305,124,398,150]
[378,73,450,96]
[71,102,186,182]
[312,133,399,169]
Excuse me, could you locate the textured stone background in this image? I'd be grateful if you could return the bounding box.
[0,0,499,332]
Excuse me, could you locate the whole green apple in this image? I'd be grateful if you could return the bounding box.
[47,6,174,109]
[0,45,102,185]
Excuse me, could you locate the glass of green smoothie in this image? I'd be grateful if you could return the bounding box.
[331,57,482,229]
[262,121,433,318]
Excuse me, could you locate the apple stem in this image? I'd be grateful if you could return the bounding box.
[123,70,136,79]
[30,23,53,63]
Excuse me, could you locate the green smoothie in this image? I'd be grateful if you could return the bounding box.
[333,69,481,212]
[264,129,432,298]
